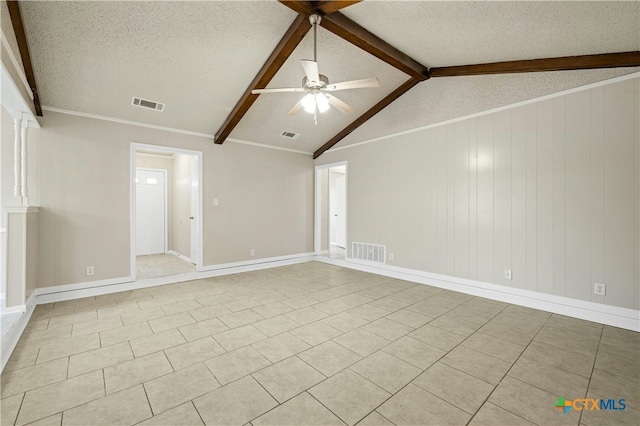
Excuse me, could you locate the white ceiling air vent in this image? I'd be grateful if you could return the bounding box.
[280,130,300,140]
[131,97,165,112]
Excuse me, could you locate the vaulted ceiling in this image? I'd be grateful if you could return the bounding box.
[13,1,640,156]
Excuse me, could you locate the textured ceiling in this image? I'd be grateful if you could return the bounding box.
[20,1,296,134]
[17,1,640,154]
[231,26,407,151]
[336,67,639,148]
[342,1,640,67]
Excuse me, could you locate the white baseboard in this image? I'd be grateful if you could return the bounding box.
[316,257,640,332]
[35,252,315,305]
[36,276,136,297]
[198,252,316,272]
[2,304,26,315]
[167,250,192,264]
[1,293,36,373]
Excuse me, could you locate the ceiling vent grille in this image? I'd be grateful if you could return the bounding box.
[280,130,300,139]
[351,242,386,265]
[131,97,165,112]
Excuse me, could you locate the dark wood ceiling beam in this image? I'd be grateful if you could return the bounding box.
[278,1,316,16]
[6,0,42,116]
[277,1,362,16]
[430,51,640,77]
[279,1,429,80]
[214,14,311,144]
[315,1,363,14]
[319,12,429,80]
[314,77,421,158]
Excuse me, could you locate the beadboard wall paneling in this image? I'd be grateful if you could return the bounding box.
[318,77,639,310]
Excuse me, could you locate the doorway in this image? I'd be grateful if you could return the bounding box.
[315,162,347,260]
[131,144,203,279]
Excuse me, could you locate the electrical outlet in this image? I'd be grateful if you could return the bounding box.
[389,253,394,261]
[250,249,255,256]
[504,269,512,280]
[86,266,95,276]
[594,282,606,296]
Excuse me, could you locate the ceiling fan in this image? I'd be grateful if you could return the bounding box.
[251,14,379,124]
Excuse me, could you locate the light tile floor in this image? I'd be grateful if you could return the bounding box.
[136,254,196,279]
[2,262,638,426]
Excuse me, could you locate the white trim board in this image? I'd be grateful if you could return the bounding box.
[167,250,192,264]
[1,293,36,373]
[35,252,315,304]
[328,72,640,154]
[0,29,33,101]
[41,107,312,156]
[314,161,348,255]
[130,143,204,278]
[226,138,312,156]
[2,253,313,369]
[316,257,640,332]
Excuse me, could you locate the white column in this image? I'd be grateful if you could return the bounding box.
[13,116,22,197]
[20,124,29,200]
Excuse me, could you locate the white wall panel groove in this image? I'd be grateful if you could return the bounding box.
[318,77,640,310]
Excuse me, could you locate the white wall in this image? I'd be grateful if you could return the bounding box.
[318,76,640,311]
[26,110,313,288]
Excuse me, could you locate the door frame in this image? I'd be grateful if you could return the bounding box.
[130,143,204,278]
[189,157,199,265]
[135,167,168,255]
[314,161,348,256]
[328,169,346,249]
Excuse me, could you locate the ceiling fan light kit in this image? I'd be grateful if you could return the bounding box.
[251,13,380,124]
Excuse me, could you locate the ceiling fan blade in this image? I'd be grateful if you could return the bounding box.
[252,87,305,94]
[326,77,379,91]
[325,94,353,114]
[287,99,304,116]
[301,59,320,82]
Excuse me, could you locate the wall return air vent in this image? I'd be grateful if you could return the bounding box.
[280,130,300,139]
[352,242,386,265]
[131,97,165,112]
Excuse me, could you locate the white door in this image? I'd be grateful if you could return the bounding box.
[329,171,346,248]
[190,158,198,265]
[136,169,166,256]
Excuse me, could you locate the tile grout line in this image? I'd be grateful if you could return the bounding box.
[464,311,559,425]
[350,337,457,424]
[10,392,26,426]
[360,300,515,420]
[190,400,207,426]
[578,324,605,426]
[6,264,633,425]
[308,390,355,425]
[141,382,155,417]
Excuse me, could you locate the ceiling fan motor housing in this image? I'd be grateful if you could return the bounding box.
[303,74,329,91]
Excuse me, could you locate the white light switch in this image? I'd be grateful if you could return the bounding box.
[504,269,512,280]
[213,199,219,206]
